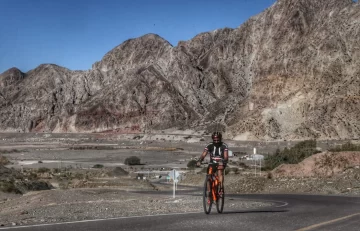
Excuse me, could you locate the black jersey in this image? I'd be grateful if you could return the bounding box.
[204,142,228,161]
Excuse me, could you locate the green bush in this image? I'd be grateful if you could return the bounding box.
[187,160,197,169]
[0,181,19,193]
[329,142,360,152]
[264,140,320,170]
[92,164,104,168]
[124,156,141,165]
[38,167,50,173]
[28,172,38,180]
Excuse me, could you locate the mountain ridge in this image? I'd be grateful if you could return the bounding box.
[1,0,359,141]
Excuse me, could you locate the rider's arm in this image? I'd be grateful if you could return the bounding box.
[223,144,229,163]
[198,150,208,163]
[223,149,229,163]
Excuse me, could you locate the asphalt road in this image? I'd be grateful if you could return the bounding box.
[0,193,359,231]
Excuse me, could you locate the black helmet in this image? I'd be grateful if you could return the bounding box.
[211,132,222,144]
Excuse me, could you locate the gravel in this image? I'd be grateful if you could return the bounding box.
[0,188,273,227]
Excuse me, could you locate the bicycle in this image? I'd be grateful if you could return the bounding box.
[202,157,225,214]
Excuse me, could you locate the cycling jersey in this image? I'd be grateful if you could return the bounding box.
[204,142,228,162]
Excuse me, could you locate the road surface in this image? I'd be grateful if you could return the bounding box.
[0,193,359,231]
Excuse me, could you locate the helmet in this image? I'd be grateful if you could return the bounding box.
[211,132,222,144]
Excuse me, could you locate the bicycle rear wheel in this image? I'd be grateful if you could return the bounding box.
[202,175,212,214]
[216,184,224,213]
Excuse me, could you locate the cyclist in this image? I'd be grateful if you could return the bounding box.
[196,131,228,194]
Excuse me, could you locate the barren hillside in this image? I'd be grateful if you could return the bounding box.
[0,0,359,141]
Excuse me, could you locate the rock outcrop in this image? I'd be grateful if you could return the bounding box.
[0,0,359,140]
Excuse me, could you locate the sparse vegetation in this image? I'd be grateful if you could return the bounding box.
[92,164,104,168]
[37,167,50,173]
[184,135,192,140]
[264,140,320,170]
[187,160,197,169]
[329,142,360,152]
[0,149,21,154]
[0,180,20,193]
[224,167,231,175]
[133,135,143,140]
[124,156,141,165]
[230,167,239,174]
[0,155,10,165]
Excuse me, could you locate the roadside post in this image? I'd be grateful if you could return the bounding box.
[168,169,179,198]
[253,148,257,176]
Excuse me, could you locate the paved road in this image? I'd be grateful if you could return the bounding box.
[0,193,359,231]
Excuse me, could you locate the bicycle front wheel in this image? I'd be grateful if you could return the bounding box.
[203,175,212,214]
[216,184,224,213]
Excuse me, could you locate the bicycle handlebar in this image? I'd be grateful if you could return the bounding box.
[199,158,227,165]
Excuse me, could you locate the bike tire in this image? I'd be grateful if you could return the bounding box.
[203,175,212,214]
[216,184,224,213]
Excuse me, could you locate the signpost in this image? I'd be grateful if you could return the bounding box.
[168,169,179,198]
[254,148,257,176]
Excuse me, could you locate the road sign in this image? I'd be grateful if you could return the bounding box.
[168,169,179,180]
[168,169,180,198]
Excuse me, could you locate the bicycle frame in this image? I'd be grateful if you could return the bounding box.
[208,164,219,202]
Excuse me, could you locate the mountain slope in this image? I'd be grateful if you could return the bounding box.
[0,0,359,140]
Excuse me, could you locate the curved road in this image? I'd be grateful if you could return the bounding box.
[0,193,359,231]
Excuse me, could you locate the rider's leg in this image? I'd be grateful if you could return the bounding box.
[206,165,212,202]
[217,164,224,190]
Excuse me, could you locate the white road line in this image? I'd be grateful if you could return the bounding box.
[295,213,360,231]
[0,212,202,230]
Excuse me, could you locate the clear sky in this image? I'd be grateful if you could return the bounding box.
[0,0,276,74]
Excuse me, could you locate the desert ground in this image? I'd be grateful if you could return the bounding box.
[0,131,359,227]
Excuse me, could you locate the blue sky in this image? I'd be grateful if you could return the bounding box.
[0,0,276,74]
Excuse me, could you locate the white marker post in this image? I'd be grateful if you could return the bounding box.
[173,174,175,198]
[253,148,257,176]
[259,158,262,176]
[168,169,179,198]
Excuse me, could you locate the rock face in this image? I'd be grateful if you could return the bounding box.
[0,0,359,140]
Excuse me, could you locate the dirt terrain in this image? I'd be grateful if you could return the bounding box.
[0,133,359,227]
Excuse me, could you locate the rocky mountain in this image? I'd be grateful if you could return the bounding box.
[0,0,359,141]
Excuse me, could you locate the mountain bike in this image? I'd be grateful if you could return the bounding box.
[202,158,225,214]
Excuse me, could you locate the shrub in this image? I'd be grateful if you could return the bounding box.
[224,167,231,175]
[201,167,208,173]
[184,135,192,140]
[28,172,38,180]
[0,155,10,165]
[230,167,239,174]
[0,181,19,193]
[73,172,85,179]
[264,140,319,170]
[187,160,197,169]
[92,164,104,168]
[124,156,141,165]
[38,167,50,173]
